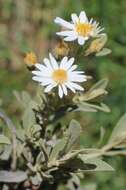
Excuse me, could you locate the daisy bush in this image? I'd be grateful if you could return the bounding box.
[0,10,126,190]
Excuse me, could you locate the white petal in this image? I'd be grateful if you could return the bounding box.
[70,82,84,91]
[64,35,77,42]
[98,27,104,32]
[95,27,104,34]
[78,36,85,45]
[69,74,86,82]
[71,71,85,74]
[32,70,51,77]
[49,53,58,69]
[56,30,76,37]
[71,13,79,23]
[93,21,97,26]
[32,76,54,85]
[64,57,75,70]
[60,56,68,69]
[79,11,88,23]
[84,36,89,40]
[65,82,76,93]
[68,65,77,72]
[32,76,46,82]
[32,71,42,76]
[44,84,56,93]
[62,84,68,95]
[43,58,53,71]
[40,79,54,86]
[58,85,63,98]
[89,18,93,24]
[54,17,74,29]
[35,63,48,71]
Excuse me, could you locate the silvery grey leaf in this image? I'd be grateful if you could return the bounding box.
[0,171,27,183]
[0,135,11,144]
[109,113,126,143]
[65,120,81,153]
[49,138,68,161]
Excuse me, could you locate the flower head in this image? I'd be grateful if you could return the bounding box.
[54,11,104,46]
[24,52,37,66]
[54,40,69,58]
[85,34,107,56]
[32,53,87,98]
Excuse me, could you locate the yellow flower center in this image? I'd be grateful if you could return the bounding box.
[24,52,37,66]
[76,22,93,37]
[52,69,67,84]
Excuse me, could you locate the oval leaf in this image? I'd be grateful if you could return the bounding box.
[0,171,27,183]
[109,113,126,143]
[96,48,112,56]
[80,157,114,171]
[65,120,81,152]
[49,138,67,161]
[0,135,11,144]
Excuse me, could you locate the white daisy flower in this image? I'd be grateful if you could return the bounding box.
[32,53,87,98]
[54,11,104,46]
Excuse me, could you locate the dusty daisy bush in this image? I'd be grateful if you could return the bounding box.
[0,11,125,190]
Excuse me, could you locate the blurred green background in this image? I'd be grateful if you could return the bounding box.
[0,0,126,189]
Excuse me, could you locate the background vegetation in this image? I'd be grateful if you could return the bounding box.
[0,0,126,189]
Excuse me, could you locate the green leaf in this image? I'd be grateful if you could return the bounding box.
[64,157,96,172]
[34,85,45,106]
[73,79,108,103]
[22,100,37,128]
[32,124,41,134]
[62,157,96,172]
[0,135,11,144]
[14,91,37,129]
[0,171,27,183]
[89,78,109,92]
[0,145,12,160]
[76,102,110,113]
[96,48,112,56]
[65,120,81,152]
[49,138,67,162]
[100,103,111,113]
[13,91,32,109]
[71,173,80,186]
[30,175,42,186]
[109,113,126,143]
[85,89,107,101]
[80,158,114,171]
[104,149,126,156]
[98,127,106,146]
[76,102,97,112]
